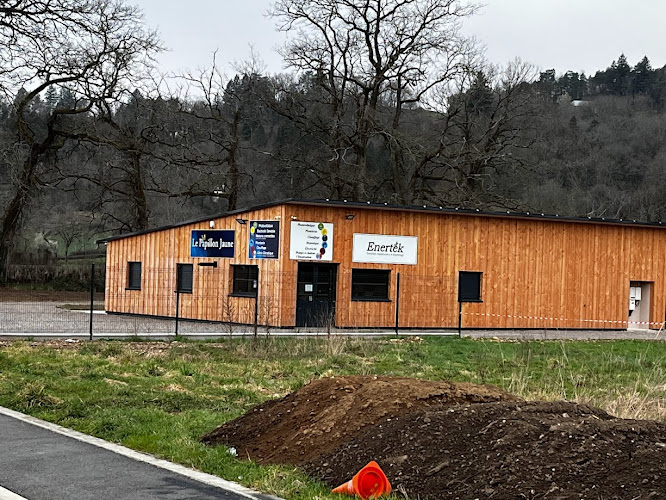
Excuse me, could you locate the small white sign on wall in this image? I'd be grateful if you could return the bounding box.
[352,233,418,265]
[290,221,334,261]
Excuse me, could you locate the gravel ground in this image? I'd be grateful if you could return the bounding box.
[0,301,228,336]
[1,301,664,340]
[462,328,665,341]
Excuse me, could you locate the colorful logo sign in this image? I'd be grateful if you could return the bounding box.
[190,230,234,258]
[249,221,280,259]
[289,221,334,261]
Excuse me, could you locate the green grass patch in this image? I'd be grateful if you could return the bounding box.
[58,303,105,311]
[0,337,664,499]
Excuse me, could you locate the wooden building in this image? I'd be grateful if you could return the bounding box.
[100,199,666,330]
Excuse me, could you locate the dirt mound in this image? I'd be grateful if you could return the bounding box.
[201,376,518,466]
[306,401,666,499]
[203,376,666,498]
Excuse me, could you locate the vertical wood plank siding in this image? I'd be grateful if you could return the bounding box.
[105,206,286,325]
[104,203,666,330]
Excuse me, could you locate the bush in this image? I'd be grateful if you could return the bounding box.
[3,264,105,292]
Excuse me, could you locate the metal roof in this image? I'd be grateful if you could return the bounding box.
[96,198,666,244]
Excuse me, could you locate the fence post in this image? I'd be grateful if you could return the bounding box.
[395,272,400,336]
[89,263,95,340]
[253,271,259,338]
[174,290,181,336]
[458,301,462,338]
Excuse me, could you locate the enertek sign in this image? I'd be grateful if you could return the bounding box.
[352,233,418,265]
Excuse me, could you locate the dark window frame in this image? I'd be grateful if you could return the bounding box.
[230,265,258,297]
[126,262,142,290]
[176,263,194,294]
[351,268,391,302]
[458,271,483,303]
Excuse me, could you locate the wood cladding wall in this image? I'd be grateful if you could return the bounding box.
[105,206,290,325]
[105,202,666,330]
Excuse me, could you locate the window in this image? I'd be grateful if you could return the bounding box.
[232,265,258,297]
[176,263,193,293]
[351,269,390,301]
[127,262,141,290]
[458,271,482,302]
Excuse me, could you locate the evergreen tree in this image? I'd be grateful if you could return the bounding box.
[537,69,557,102]
[558,71,586,100]
[648,68,666,110]
[465,71,494,115]
[632,56,653,96]
[57,88,76,108]
[613,54,631,95]
[44,87,58,109]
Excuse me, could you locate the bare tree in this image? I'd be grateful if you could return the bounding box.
[57,64,277,232]
[392,60,540,207]
[40,204,99,263]
[270,0,478,201]
[0,0,160,274]
[169,53,281,211]
[179,57,249,211]
[446,61,539,207]
[58,93,183,232]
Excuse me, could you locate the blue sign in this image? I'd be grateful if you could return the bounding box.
[191,230,234,258]
[249,221,280,259]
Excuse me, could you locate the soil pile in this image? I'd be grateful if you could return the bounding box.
[307,401,666,499]
[201,376,519,466]
[202,376,666,498]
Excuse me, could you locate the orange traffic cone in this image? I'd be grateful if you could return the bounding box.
[331,461,392,499]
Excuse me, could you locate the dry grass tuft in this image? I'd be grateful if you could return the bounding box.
[103,377,128,386]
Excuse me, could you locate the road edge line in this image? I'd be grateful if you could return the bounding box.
[0,486,27,500]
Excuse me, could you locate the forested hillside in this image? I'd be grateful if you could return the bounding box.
[2,0,666,269]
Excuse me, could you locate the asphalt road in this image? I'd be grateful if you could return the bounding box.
[0,408,279,500]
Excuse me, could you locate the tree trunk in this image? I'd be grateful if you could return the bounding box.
[388,88,407,204]
[329,112,345,199]
[0,148,39,277]
[227,110,241,211]
[129,152,149,230]
[354,107,370,201]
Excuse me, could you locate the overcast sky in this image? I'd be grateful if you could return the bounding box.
[134,0,666,78]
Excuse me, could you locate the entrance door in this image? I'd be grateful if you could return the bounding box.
[628,281,652,329]
[296,263,337,327]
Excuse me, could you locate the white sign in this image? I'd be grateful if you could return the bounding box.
[290,221,334,261]
[352,233,418,265]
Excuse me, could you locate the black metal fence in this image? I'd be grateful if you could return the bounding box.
[0,264,659,337]
[2,263,177,337]
[1,265,447,337]
[1,264,330,337]
[0,287,257,337]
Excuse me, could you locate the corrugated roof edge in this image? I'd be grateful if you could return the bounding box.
[96,198,666,244]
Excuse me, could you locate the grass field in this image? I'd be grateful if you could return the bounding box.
[0,336,664,499]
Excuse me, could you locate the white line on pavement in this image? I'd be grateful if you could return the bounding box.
[0,486,27,500]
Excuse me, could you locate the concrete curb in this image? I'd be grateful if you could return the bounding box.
[0,331,458,339]
[0,486,27,500]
